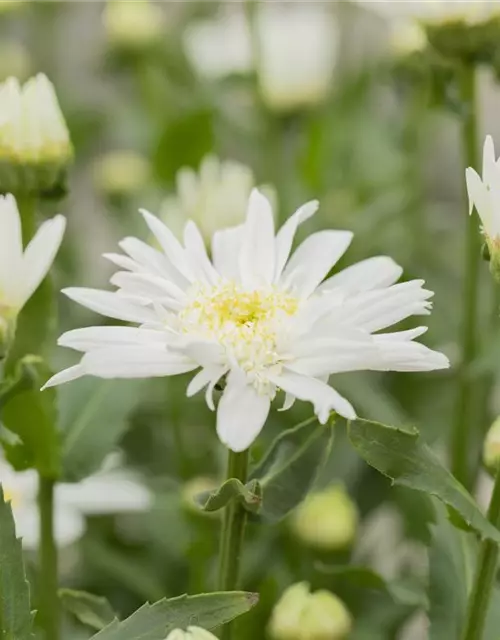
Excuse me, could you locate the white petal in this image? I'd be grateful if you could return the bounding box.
[14,504,85,550]
[280,230,353,298]
[20,215,66,307]
[103,252,142,273]
[239,189,275,286]
[211,224,244,281]
[183,220,220,284]
[317,256,403,296]
[216,369,271,452]
[0,194,23,301]
[42,364,85,390]
[58,326,168,352]
[482,135,497,186]
[182,340,225,367]
[466,167,492,235]
[119,237,188,288]
[110,271,186,302]
[274,199,319,281]
[269,370,356,422]
[187,365,226,398]
[81,346,196,379]
[63,287,157,324]
[369,338,450,372]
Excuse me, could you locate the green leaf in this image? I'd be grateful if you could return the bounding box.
[0,485,35,639]
[1,359,60,477]
[316,564,427,608]
[90,592,259,640]
[59,379,145,482]
[196,478,262,514]
[348,418,500,544]
[59,589,117,631]
[249,417,334,523]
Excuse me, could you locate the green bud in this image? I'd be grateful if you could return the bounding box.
[484,417,500,473]
[93,151,150,198]
[290,485,357,551]
[103,0,166,51]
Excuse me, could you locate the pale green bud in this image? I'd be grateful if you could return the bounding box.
[103,0,166,50]
[269,583,352,640]
[93,151,150,198]
[164,627,218,640]
[291,485,357,551]
[484,417,500,472]
[486,236,500,285]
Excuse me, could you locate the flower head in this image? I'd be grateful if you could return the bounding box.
[268,582,351,640]
[0,194,65,346]
[103,0,166,50]
[45,189,448,452]
[161,155,265,244]
[0,453,151,550]
[165,628,217,640]
[0,74,72,194]
[93,150,150,199]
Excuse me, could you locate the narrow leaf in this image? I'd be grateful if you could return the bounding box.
[348,418,500,544]
[59,378,145,482]
[196,478,262,514]
[249,417,333,523]
[90,591,259,640]
[59,589,116,631]
[0,485,35,639]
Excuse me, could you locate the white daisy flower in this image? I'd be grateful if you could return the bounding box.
[0,454,151,550]
[102,0,166,50]
[466,135,500,248]
[44,189,448,453]
[0,193,66,342]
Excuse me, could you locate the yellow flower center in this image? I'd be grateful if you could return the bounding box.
[178,281,299,383]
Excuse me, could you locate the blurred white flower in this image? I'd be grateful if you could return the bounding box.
[0,454,151,550]
[160,155,261,243]
[0,194,65,343]
[93,150,150,198]
[0,73,72,167]
[268,582,352,640]
[183,11,253,80]
[103,0,166,50]
[165,628,218,640]
[184,4,338,112]
[466,136,500,244]
[45,189,448,453]
[390,19,428,56]
[256,3,338,112]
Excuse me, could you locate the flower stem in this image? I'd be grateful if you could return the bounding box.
[38,475,59,640]
[218,449,250,640]
[462,464,500,640]
[451,63,482,489]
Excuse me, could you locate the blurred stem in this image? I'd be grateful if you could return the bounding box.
[218,449,249,640]
[451,63,481,489]
[16,194,36,244]
[462,465,500,640]
[38,476,59,640]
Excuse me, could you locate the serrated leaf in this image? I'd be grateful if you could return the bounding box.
[348,418,500,544]
[0,485,35,639]
[59,589,116,631]
[249,417,333,523]
[1,359,60,477]
[90,591,259,640]
[59,379,145,482]
[196,478,262,514]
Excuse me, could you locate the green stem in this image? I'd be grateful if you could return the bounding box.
[451,63,482,489]
[218,449,250,640]
[38,475,59,640]
[462,464,500,640]
[16,194,36,245]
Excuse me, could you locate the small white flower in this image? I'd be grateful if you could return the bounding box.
[466,135,500,244]
[165,627,218,640]
[0,454,151,550]
[0,73,71,166]
[0,194,65,340]
[160,155,263,243]
[93,150,150,198]
[103,0,166,49]
[45,189,448,453]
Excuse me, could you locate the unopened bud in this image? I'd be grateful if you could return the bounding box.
[103,0,166,51]
[291,485,357,551]
[93,151,150,198]
[164,627,218,640]
[484,417,500,472]
[268,582,352,640]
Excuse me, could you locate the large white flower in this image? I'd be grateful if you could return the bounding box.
[0,454,151,550]
[44,190,448,452]
[466,135,500,245]
[0,194,65,340]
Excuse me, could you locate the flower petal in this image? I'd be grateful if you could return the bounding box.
[274,199,319,281]
[317,256,403,296]
[239,189,275,286]
[466,167,492,235]
[211,224,244,281]
[58,326,168,352]
[42,364,85,390]
[62,287,157,323]
[216,369,271,451]
[0,194,23,301]
[183,220,220,284]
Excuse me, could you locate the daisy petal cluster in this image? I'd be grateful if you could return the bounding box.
[0,194,65,346]
[466,135,500,279]
[45,189,448,452]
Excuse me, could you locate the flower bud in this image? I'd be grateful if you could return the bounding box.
[390,21,428,57]
[268,583,352,640]
[103,0,166,51]
[165,627,218,640]
[0,74,72,196]
[93,151,150,198]
[291,485,357,551]
[484,417,500,472]
[181,476,219,514]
